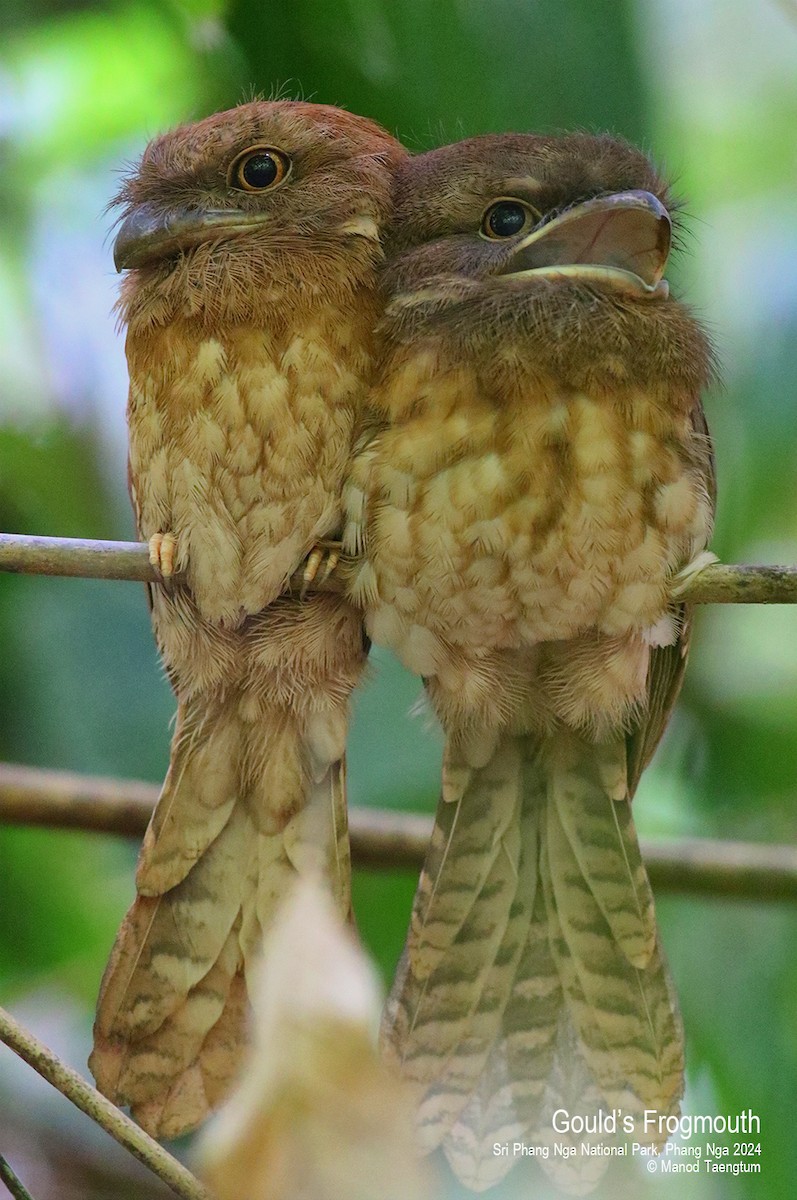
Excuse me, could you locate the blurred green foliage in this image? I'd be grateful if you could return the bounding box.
[1,1,796,1198]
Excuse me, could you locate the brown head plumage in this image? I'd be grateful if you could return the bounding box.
[114,100,407,329]
[379,132,714,395]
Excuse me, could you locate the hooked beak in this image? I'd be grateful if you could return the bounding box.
[495,190,671,299]
[113,203,271,271]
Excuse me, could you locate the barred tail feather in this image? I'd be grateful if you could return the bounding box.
[543,733,683,1119]
[90,696,351,1137]
[136,696,244,894]
[383,728,684,1194]
[381,737,532,1147]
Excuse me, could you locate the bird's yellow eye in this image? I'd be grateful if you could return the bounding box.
[228,146,291,192]
[481,199,539,240]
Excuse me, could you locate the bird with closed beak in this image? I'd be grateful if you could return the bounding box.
[89,100,406,1138]
[346,133,715,1191]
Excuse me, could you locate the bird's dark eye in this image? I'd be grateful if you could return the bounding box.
[228,146,291,193]
[481,200,538,240]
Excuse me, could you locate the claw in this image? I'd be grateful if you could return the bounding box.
[149,531,178,581]
[303,547,324,589]
[301,540,343,596]
[670,550,719,600]
[318,548,341,584]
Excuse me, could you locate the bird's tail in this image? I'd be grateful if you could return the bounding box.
[382,728,683,1193]
[90,605,360,1138]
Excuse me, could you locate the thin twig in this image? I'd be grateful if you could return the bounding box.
[0,1157,35,1200]
[0,534,331,593]
[0,764,159,837]
[1,533,797,603]
[0,535,153,582]
[0,1007,214,1200]
[679,562,797,604]
[1,762,796,901]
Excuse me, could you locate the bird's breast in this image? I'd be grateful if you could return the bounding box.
[127,317,368,625]
[359,368,712,674]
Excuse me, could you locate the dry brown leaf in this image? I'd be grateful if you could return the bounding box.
[197,878,432,1200]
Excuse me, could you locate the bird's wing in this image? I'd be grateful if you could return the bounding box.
[626,398,716,796]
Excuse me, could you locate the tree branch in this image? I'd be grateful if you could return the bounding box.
[1,762,796,902]
[677,562,797,604]
[0,535,154,582]
[0,1157,36,1200]
[0,534,328,593]
[0,1007,214,1200]
[1,533,797,603]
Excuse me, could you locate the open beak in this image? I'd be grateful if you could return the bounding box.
[495,190,671,299]
[113,204,270,271]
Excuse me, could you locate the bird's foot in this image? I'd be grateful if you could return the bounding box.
[301,539,344,596]
[670,550,719,599]
[148,531,179,582]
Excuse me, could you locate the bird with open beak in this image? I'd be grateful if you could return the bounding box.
[89,100,406,1137]
[346,133,716,1191]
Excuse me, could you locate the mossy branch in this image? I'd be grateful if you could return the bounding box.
[0,1006,214,1200]
[2,533,797,603]
[0,1156,36,1200]
[1,762,796,902]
